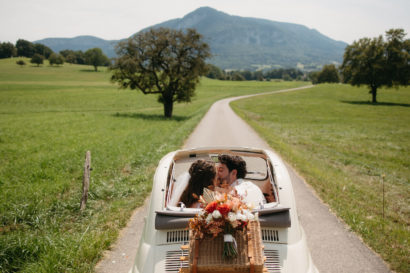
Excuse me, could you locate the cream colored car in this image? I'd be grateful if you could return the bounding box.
[130,147,318,273]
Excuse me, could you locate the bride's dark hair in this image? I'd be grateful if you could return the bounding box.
[180,159,215,208]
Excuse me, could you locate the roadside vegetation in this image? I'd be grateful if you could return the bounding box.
[231,84,410,272]
[0,57,307,272]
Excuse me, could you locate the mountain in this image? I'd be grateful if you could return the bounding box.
[35,7,348,70]
[147,7,347,70]
[35,35,118,58]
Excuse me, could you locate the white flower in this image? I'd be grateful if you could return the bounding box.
[212,210,222,219]
[206,213,213,224]
[198,210,205,217]
[228,212,237,222]
[245,211,255,221]
[236,212,247,222]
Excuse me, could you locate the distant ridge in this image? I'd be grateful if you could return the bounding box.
[35,7,347,70]
[35,35,118,57]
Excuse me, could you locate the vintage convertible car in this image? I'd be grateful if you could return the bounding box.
[130,147,319,273]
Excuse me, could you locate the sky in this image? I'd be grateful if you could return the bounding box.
[0,0,409,44]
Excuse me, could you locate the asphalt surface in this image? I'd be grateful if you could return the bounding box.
[95,86,391,273]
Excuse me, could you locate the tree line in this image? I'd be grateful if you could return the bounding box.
[0,39,110,71]
[206,65,307,81]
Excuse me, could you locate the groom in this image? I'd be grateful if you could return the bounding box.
[216,154,266,207]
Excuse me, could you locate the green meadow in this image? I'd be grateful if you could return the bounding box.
[231,84,410,272]
[0,58,307,272]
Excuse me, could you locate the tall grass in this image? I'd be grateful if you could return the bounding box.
[231,84,410,272]
[0,58,307,272]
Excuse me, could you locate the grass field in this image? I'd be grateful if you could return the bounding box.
[231,84,410,272]
[0,58,308,272]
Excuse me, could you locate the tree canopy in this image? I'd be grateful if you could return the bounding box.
[16,39,35,58]
[34,43,53,59]
[84,48,109,71]
[111,27,211,118]
[0,42,17,58]
[341,29,409,103]
[15,39,54,59]
[206,64,225,80]
[315,64,340,84]
[30,53,44,66]
[60,49,86,64]
[49,53,65,66]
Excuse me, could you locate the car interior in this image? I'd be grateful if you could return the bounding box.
[165,149,279,210]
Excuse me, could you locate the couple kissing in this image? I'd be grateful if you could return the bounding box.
[169,154,265,209]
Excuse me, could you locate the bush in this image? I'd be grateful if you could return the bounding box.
[30,54,44,66]
[49,53,64,66]
[16,60,26,67]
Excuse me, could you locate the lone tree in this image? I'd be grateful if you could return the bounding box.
[317,64,340,84]
[30,53,44,66]
[85,48,109,71]
[110,27,211,118]
[49,53,65,66]
[341,29,409,103]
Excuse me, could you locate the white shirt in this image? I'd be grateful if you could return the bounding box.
[232,179,266,207]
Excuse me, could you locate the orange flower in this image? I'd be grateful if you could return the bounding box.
[230,198,241,211]
[205,201,218,213]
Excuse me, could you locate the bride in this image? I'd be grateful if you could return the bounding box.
[169,159,216,208]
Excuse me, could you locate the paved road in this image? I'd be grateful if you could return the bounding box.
[96,86,391,273]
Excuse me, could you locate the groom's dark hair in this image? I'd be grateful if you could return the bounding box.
[218,154,247,179]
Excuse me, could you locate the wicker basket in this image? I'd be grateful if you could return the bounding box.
[188,221,264,273]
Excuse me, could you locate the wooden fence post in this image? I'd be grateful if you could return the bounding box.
[80,151,91,210]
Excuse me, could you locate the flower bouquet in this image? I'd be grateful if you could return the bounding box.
[189,189,257,259]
